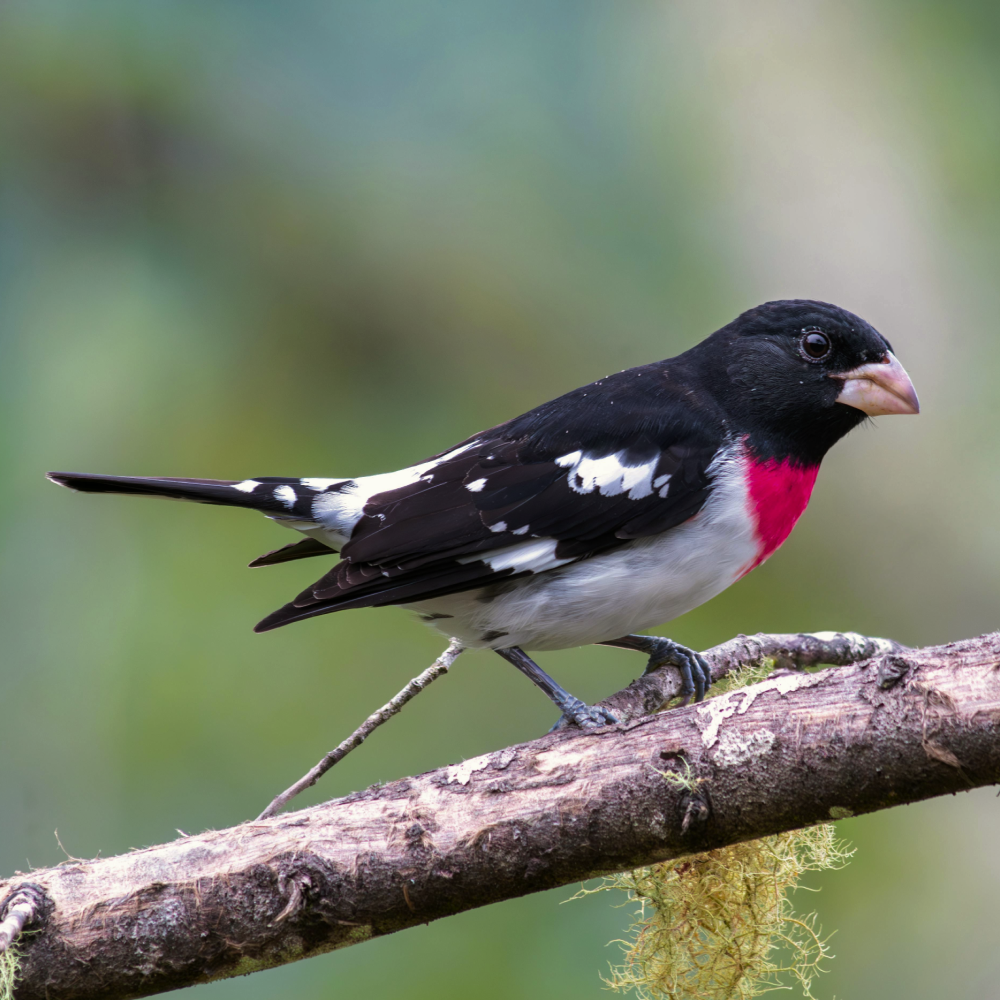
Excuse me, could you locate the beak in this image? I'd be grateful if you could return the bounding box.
[834,352,920,416]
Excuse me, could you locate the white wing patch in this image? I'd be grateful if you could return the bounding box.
[274,485,297,509]
[555,450,666,500]
[460,537,572,575]
[233,479,260,493]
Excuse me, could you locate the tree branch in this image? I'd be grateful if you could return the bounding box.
[3,631,998,1000]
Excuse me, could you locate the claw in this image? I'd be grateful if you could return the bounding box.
[584,704,619,726]
[550,700,619,731]
[695,652,712,697]
[567,701,619,729]
[675,657,696,707]
[639,638,714,705]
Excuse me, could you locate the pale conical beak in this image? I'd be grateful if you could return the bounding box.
[834,352,920,416]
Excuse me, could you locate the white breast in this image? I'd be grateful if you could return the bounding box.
[408,446,758,650]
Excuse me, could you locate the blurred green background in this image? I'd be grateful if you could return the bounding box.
[2,1,999,997]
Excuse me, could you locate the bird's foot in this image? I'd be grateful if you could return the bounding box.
[549,696,619,732]
[642,638,713,706]
[495,645,620,733]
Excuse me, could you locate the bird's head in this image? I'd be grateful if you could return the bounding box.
[699,299,919,464]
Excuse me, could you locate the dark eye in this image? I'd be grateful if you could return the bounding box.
[801,331,831,360]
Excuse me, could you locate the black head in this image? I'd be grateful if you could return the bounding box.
[693,299,918,465]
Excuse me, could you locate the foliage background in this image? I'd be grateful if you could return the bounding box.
[1,2,999,997]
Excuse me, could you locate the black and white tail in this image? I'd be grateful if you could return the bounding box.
[47,472,341,565]
[47,471,322,513]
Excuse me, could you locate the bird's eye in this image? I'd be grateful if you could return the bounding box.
[801,331,831,360]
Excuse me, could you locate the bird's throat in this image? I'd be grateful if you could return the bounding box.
[740,451,819,576]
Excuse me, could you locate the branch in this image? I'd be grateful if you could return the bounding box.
[4,631,998,1000]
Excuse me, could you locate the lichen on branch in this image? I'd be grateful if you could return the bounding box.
[0,948,21,1000]
[597,823,853,1000]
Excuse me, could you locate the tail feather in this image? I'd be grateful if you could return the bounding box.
[47,471,318,518]
[248,537,336,567]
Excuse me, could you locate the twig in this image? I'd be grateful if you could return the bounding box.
[0,884,44,954]
[256,639,465,820]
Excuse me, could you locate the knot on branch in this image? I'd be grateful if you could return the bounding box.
[659,752,712,836]
[274,872,313,924]
[876,653,911,690]
[0,883,48,954]
[680,787,712,835]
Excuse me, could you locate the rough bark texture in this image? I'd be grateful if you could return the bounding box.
[3,631,999,1000]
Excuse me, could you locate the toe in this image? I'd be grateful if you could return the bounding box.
[566,704,619,728]
[676,662,696,706]
[547,695,618,732]
[696,653,713,693]
[579,705,617,727]
[548,714,572,733]
[691,654,708,702]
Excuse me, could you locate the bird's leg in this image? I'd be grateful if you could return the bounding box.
[600,634,713,706]
[495,646,619,729]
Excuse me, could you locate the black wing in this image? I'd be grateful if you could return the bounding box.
[256,363,727,631]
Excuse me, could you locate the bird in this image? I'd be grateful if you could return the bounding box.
[48,299,918,728]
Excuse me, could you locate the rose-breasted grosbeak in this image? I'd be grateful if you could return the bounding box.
[49,299,918,727]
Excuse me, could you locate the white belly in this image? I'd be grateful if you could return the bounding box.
[407,459,758,651]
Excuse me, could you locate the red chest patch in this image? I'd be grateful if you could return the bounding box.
[741,453,819,576]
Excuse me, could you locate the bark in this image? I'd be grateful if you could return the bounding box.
[2,630,999,1000]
